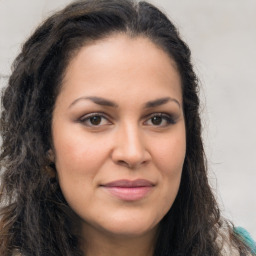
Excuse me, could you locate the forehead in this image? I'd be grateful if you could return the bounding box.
[63,33,179,76]
[60,33,182,103]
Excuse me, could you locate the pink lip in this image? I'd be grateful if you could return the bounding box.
[101,179,154,201]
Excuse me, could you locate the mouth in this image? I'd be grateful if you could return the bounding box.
[101,179,154,201]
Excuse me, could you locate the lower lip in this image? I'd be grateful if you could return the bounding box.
[102,186,153,201]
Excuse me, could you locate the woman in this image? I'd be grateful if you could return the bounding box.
[0,0,255,255]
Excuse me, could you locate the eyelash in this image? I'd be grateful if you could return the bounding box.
[143,113,176,127]
[79,112,111,127]
[79,112,176,128]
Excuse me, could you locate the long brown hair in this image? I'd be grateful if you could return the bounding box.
[0,0,251,255]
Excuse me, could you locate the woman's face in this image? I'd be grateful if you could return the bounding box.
[51,34,186,240]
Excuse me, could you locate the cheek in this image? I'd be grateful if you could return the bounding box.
[52,132,109,204]
[152,127,186,207]
[53,134,106,211]
[53,126,107,172]
[154,129,186,175]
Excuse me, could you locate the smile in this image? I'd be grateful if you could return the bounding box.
[101,179,154,201]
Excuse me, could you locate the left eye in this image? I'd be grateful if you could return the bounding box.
[144,114,175,127]
[80,114,111,127]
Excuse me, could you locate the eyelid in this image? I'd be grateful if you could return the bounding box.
[143,112,176,126]
[78,111,177,128]
[80,112,107,120]
[79,112,112,126]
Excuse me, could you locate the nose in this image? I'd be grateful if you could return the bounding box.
[111,123,151,169]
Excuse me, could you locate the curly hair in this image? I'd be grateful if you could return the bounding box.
[0,0,252,255]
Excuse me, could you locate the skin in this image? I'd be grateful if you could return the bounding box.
[51,33,186,256]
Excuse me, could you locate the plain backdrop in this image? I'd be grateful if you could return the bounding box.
[0,0,255,238]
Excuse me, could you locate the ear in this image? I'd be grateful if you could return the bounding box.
[47,149,55,163]
[45,149,57,178]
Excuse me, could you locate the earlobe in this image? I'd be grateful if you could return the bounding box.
[47,149,55,163]
[45,149,57,178]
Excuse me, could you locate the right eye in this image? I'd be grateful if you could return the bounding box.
[80,113,111,127]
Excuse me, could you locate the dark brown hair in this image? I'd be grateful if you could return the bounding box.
[0,0,251,255]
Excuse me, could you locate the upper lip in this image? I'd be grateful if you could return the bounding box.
[102,179,154,188]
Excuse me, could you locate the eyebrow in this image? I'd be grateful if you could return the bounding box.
[69,96,118,108]
[144,97,181,109]
[69,96,180,109]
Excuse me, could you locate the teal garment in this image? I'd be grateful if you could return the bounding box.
[234,227,256,254]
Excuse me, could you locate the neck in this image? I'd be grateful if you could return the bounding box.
[80,225,158,256]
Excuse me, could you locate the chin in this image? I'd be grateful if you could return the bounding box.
[96,215,160,238]
[104,225,157,239]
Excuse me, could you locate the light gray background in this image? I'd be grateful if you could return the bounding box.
[0,0,255,237]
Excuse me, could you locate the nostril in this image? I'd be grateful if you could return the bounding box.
[117,160,132,168]
[116,158,149,169]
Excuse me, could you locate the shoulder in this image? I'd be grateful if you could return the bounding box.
[234,227,256,255]
[217,225,256,256]
[217,225,240,256]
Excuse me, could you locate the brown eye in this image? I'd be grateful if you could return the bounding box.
[144,113,175,127]
[90,116,102,125]
[151,116,163,125]
[80,113,111,127]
